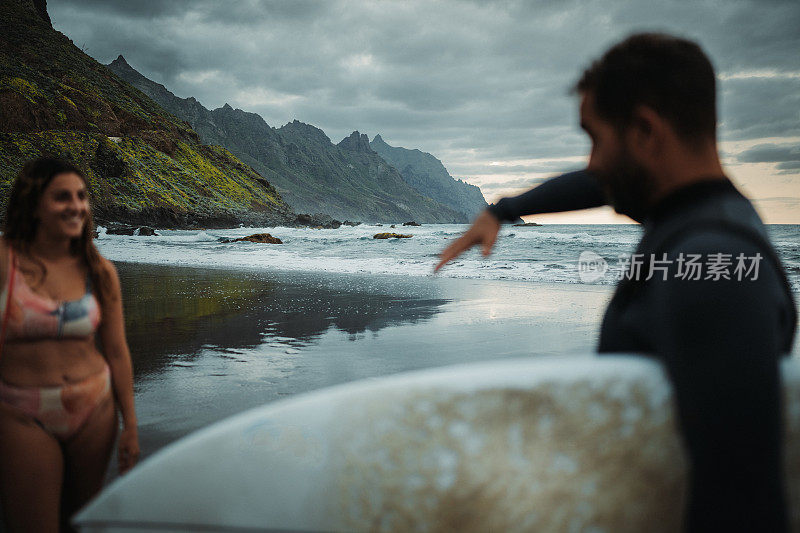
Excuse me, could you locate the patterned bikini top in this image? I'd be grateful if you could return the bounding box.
[0,248,100,341]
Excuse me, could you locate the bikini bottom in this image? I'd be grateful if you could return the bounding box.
[0,363,111,441]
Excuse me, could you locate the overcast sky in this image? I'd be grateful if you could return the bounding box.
[50,0,800,223]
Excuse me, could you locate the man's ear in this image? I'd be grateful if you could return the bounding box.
[628,104,665,160]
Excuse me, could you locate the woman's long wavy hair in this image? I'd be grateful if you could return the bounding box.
[3,158,112,308]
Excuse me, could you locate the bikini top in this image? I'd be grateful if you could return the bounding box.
[0,248,101,341]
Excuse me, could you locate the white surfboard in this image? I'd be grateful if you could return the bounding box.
[74,354,800,532]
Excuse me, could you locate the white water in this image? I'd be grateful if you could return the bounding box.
[95,223,800,290]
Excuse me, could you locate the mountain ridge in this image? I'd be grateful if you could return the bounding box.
[107,57,466,223]
[370,134,487,220]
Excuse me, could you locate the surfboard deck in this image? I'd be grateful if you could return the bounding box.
[74,354,800,532]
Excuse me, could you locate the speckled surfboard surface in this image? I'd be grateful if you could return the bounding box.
[74,355,800,532]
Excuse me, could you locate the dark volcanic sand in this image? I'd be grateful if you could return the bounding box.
[109,261,612,479]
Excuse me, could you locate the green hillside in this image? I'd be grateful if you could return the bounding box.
[0,0,293,227]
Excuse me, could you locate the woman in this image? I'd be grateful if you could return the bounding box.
[0,158,139,532]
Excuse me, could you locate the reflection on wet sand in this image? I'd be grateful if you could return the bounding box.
[116,262,449,379]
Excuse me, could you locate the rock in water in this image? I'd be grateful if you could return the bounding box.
[373,233,412,239]
[137,226,158,236]
[402,221,421,226]
[104,223,136,236]
[232,233,283,244]
[294,213,341,229]
[105,223,158,236]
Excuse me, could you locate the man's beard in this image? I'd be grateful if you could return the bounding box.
[597,146,655,223]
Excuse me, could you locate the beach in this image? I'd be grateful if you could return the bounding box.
[115,262,613,470]
[102,222,800,481]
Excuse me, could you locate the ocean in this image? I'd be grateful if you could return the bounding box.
[96,223,800,292]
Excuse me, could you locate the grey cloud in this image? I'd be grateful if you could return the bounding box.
[477,177,549,192]
[464,162,582,176]
[199,1,331,24]
[47,0,800,190]
[720,78,800,141]
[55,0,329,22]
[54,0,184,18]
[777,162,800,171]
[737,144,800,164]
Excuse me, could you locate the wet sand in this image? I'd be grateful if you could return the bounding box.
[112,262,613,477]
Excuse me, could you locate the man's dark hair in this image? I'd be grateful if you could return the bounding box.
[575,33,717,141]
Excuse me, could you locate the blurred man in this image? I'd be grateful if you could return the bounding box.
[437,33,796,531]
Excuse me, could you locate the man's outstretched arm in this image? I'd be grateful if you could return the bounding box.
[486,169,605,222]
[435,169,605,271]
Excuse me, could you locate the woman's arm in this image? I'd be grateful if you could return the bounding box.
[98,258,139,473]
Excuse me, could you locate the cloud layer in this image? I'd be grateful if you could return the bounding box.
[49,0,800,221]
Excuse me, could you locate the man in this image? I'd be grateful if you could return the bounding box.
[436,33,797,531]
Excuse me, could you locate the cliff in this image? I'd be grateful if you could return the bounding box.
[107,57,467,223]
[370,134,487,220]
[0,0,293,228]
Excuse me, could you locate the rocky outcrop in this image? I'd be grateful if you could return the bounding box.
[337,131,374,153]
[402,221,421,226]
[370,134,488,220]
[373,233,412,239]
[103,223,158,236]
[293,213,341,229]
[231,233,283,244]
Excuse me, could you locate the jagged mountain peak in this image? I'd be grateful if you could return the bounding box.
[283,119,322,130]
[279,120,331,143]
[108,55,139,76]
[105,58,467,222]
[372,134,385,144]
[338,131,373,153]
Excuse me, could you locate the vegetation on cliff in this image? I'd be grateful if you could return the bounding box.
[0,0,292,227]
[107,56,469,223]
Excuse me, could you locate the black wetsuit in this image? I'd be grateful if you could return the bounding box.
[489,171,797,532]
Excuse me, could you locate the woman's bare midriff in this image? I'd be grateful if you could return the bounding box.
[0,337,107,386]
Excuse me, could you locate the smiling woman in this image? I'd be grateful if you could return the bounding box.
[0,158,139,532]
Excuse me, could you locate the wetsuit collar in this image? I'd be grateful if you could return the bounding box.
[646,177,737,224]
